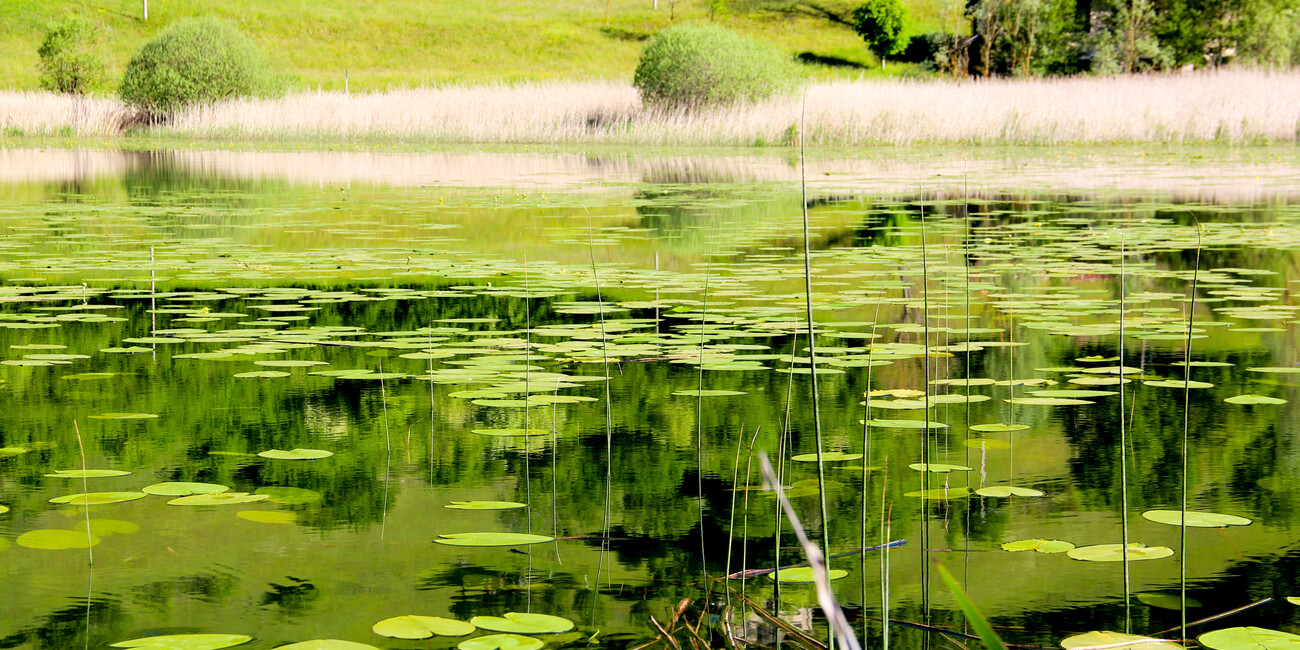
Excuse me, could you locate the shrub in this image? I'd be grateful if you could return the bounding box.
[120,18,280,118]
[37,15,108,95]
[633,24,797,111]
[852,0,907,60]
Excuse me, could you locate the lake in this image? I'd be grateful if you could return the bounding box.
[1,146,1299,650]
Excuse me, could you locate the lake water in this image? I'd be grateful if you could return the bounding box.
[1,146,1300,649]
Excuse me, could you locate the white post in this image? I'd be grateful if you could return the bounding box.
[143,0,148,20]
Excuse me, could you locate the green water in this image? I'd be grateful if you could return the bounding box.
[2,147,1300,649]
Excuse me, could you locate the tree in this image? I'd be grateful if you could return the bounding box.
[633,24,798,111]
[119,18,281,119]
[852,0,908,60]
[967,0,1075,75]
[37,15,108,95]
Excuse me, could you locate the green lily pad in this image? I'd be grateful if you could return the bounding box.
[44,469,131,478]
[861,419,949,429]
[792,452,863,462]
[237,510,297,524]
[434,532,555,547]
[1000,539,1074,553]
[88,413,159,420]
[1224,394,1287,405]
[234,371,292,378]
[446,501,528,510]
[110,634,253,649]
[143,482,230,496]
[458,634,544,650]
[274,641,379,649]
[1141,510,1252,527]
[1246,367,1300,374]
[49,491,148,505]
[977,486,1044,497]
[1004,397,1093,405]
[767,567,849,582]
[671,389,747,397]
[1060,631,1179,650]
[254,360,329,367]
[1143,379,1214,389]
[471,613,575,634]
[0,504,8,514]
[1067,543,1174,562]
[471,429,549,437]
[968,423,1029,432]
[17,529,100,549]
[168,492,271,506]
[1198,627,1300,650]
[374,615,477,638]
[255,486,324,505]
[258,448,334,460]
[909,463,971,473]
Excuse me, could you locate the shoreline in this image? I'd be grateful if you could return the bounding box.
[2,69,1299,147]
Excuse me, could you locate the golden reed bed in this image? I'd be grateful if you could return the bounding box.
[2,69,1298,145]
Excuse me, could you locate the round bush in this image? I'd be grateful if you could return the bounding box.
[633,24,797,111]
[120,18,279,117]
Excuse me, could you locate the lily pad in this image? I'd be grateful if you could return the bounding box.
[909,463,972,473]
[49,491,148,505]
[142,482,230,496]
[1060,631,1180,650]
[258,449,334,460]
[435,532,555,547]
[1246,367,1300,374]
[792,452,863,462]
[1198,627,1300,650]
[861,419,949,429]
[446,501,528,510]
[1004,397,1093,405]
[44,469,131,478]
[374,615,477,638]
[1141,510,1251,527]
[471,429,549,437]
[903,487,972,499]
[274,641,378,649]
[458,634,545,650]
[1143,379,1214,389]
[767,567,849,582]
[671,389,747,397]
[1000,539,1074,553]
[88,413,159,420]
[968,423,1029,432]
[17,529,100,549]
[977,486,1044,497]
[168,492,271,506]
[234,371,292,378]
[237,510,297,524]
[1067,543,1174,562]
[110,634,253,649]
[470,613,575,634]
[1224,394,1287,405]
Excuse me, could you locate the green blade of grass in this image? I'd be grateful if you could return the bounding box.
[934,562,1007,650]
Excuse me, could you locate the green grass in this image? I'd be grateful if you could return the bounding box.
[0,0,959,92]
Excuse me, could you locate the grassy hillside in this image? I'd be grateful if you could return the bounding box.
[0,0,963,92]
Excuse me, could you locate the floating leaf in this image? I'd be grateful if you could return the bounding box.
[1060,631,1180,650]
[1005,397,1093,405]
[1287,596,1300,607]
[258,449,333,460]
[374,615,477,639]
[766,567,849,582]
[1143,379,1214,389]
[234,371,292,378]
[143,482,230,496]
[88,413,159,420]
[1198,627,1300,650]
[904,487,972,499]
[1141,510,1251,528]
[111,635,253,649]
[977,486,1044,497]
[968,423,1029,432]
[273,641,378,649]
[471,613,575,635]
[446,501,527,510]
[671,389,747,397]
[17,529,99,549]
[1225,394,1287,405]
[255,486,324,505]
[49,491,148,505]
[458,634,544,650]
[909,463,972,473]
[792,452,863,462]
[237,510,296,524]
[1246,367,1300,374]
[44,469,130,478]
[471,429,549,437]
[254,360,329,367]
[861,419,949,429]
[1000,539,1074,553]
[168,492,271,506]
[1067,543,1174,562]
[435,533,555,547]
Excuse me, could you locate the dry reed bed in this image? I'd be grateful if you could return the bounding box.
[2,70,1298,145]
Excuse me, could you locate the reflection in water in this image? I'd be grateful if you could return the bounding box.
[1,148,1300,648]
